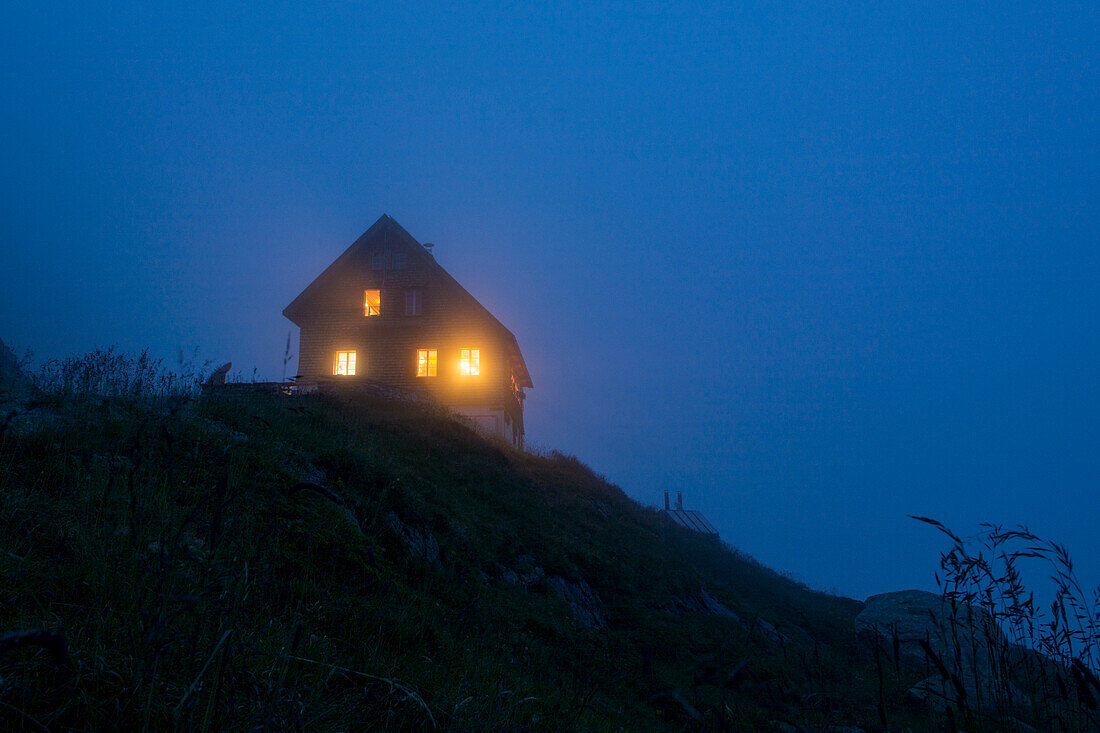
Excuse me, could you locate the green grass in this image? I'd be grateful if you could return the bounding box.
[0,351,945,730]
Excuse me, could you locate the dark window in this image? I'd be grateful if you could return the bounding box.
[392,251,407,269]
[405,289,422,316]
[371,252,385,270]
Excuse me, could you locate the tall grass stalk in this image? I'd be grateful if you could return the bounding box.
[913,516,1100,729]
[32,346,209,399]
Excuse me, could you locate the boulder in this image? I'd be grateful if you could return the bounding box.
[856,589,1006,666]
[858,590,1022,713]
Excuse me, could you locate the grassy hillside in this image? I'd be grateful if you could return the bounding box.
[0,372,934,730]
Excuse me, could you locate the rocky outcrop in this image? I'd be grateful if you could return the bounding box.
[498,554,545,588]
[755,617,785,644]
[672,589,743,624]
[856,589,1023,712]
[497,555,605,629]
[698,589,741,622]
[907,672,1029,715]
[856,589,1006,665]
[547,575,605,629]
[387,511,440,566]
[670,590,794,644]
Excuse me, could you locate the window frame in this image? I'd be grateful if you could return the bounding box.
[405,289,422,316]
[334,350,357,376]
[459,348,481,376]
[371,251,386,270]
[363,289,381,317]
[416,348,437,377]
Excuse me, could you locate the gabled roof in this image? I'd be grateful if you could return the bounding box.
[283,214,532,388]
[283,214,398,322]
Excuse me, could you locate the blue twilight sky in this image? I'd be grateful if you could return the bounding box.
[2,2,1098,600]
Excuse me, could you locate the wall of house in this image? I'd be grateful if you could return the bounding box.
[451,405,524,449]
[290,235,524,439]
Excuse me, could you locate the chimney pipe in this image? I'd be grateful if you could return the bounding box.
[663,490,670,510]
[676,491,683,510]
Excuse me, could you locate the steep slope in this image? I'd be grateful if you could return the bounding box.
[0,386,927,730]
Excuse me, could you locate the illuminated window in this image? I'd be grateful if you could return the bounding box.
[405,289,422,316]
[416,349,437,377]
[392,251,407,269]
[364,289,381,317]
[371,252,385,270]
[459,348,480,376]
[334,351,356,376]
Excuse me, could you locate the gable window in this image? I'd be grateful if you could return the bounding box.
[334,351,356,376]
[405,289,422,316]
[392,251,407,269]
[459,348,480,376]
[371,252,385,270]
[416,349,437,377]
[364,289,381,317]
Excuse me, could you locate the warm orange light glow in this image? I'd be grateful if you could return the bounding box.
[416,349,437,377]
[459,348,480,376]
[364,289,381,317]
[334,351,356,376]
